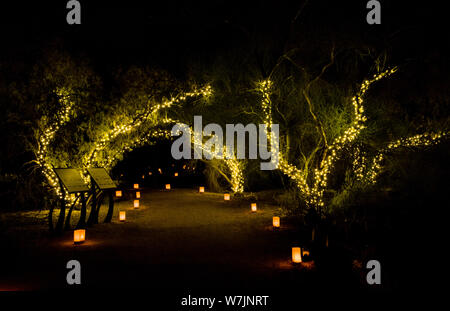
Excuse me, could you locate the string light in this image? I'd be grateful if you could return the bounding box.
[80,83,244,193]
[93,82,245,193]
[37,85,213,206]
[41,67,442,212]
[307,68,398,207]
[192,133,245,193]
[35,87,76,205]
[38,82,246,197]
[352,145,366,181]
[225,157,244,193]
[258,80,311,196]
[258,68,398,208]
[361,131,448,184]
[84,85,212,168]
[103,128,171,168]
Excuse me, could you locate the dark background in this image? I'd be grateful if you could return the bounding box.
[1,0,448,76]
[1,0,449,298]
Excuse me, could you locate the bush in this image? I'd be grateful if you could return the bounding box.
[275,188,308,216]
[0,172,51,211]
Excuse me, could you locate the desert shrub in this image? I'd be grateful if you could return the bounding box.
[0,172,53,211]
[275,188,308,216]
[203,159,230,192]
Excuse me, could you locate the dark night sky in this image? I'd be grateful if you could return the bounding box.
[1,1,448,75]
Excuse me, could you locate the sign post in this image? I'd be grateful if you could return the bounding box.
[86,168,117,223]
[53,168,90,233]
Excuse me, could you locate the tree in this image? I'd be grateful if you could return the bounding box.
[257,58,448,215]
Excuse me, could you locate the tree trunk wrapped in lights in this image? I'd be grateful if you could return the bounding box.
[257,66,449,214]
[32,66,217,231]
[355,132,449,185]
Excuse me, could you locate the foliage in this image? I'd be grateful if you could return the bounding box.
[255,52,449,215]
[1,42,449,219]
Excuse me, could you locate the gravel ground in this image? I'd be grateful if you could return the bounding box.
[0,188,324,290]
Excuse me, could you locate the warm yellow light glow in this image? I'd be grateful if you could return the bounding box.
[74,229,85,244]
[360,131,449,185]
[302,249,310,257]
[83,85,212,169]
[199,186,205,193]
[134,184,139,189]
[224,193,230,201]
[292,247,302,263]
[174,172,178,177]
[37,85,216,206]
[136,191,140,199]
[134,200,139,208]
[115,190,122,197]
[258,69,402,208]
[119,211,126,222]
[102,129,171,169]
[251,203,257,212]
[191,134,244,194]
[35,87,77,205]
[80,82,241,196]
[273,216,280,228]
[165,184,171,190]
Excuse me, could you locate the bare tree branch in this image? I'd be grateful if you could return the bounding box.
[303,45,335,154]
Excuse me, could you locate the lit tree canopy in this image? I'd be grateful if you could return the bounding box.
[12,48,449,217]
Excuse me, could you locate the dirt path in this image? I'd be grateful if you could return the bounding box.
[1,189,314,290]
